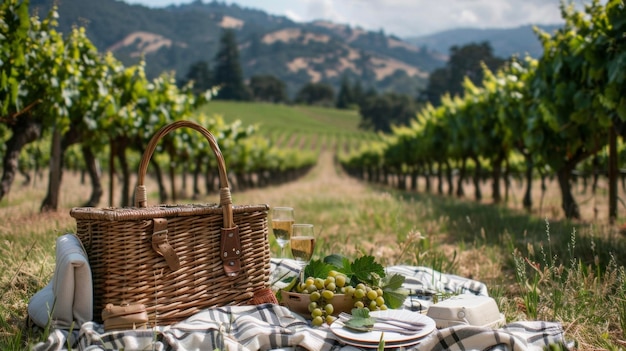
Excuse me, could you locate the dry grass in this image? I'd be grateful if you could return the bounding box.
[1,150,625,349]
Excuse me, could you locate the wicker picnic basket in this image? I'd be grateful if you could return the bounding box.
[70,120,273,326]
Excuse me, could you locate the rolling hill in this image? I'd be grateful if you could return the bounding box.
[29,0,560,98]
[405,24,561,59]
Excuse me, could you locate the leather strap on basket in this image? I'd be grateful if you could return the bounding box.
[221,226,242,276]
[152,218,180,271]
[134,120,240,276]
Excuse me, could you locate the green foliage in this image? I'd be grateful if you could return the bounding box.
[248,74,287,103]
[306,254,386,287]
[346,255,387,286]
[359,92,417,133]
[380,274,409,309]
[303,259,335,280]
[295,82,335,107]
[422,41,505,106]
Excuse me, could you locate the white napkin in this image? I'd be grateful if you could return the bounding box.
[28,234,93,329]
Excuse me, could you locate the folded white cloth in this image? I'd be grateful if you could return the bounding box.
[28,234,93,329]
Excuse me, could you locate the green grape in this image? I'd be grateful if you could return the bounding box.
[312,316,324,326]
[305,277,315,286]
[308,301,318,312]
[314,278,325,290]
[306,284,317,293]
[321,289,334,300]
[366,289,378,300]
[335,275,346,288]
[311,308,323,318]
[354,288,366,299]
[324,276,335,286]
[325,315,335,325]
[356,283,366,291]
[325,282,336,292]
[369,300,378,310]
[324,303,334,315]
[328,270,339,277]
[310,291,321,302]
[375,296,385,307]
[354,301,364,309]
[376,288,383,297]
[344,286,355,296]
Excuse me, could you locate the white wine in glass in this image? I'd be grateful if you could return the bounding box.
[290,236,315,262]
[271,207,294,258]
[290,224,315,280]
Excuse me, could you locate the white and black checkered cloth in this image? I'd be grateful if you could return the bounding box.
[32,259,572,351]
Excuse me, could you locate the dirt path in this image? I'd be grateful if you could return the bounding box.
[233,150,374,207]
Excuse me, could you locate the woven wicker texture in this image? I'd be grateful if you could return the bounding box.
[71,120,271,325]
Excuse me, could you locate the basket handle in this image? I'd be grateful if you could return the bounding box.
[134,120,235,229]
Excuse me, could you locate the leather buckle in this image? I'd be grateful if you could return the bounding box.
[220,226,241,276]
[151,218,180,271]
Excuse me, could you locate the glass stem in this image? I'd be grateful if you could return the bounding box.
[299,262,305,283]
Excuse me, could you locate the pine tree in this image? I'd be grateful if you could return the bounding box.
[213,29,250,100]
[335,75,354,109]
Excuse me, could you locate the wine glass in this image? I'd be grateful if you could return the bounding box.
[290,223,315,281]
[271,207,295,258]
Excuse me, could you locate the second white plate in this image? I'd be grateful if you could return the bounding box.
[330,309,436,344]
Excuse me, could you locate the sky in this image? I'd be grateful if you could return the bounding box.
[122,0,589,38]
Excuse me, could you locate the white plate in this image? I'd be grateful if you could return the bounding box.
[332,332,425,349]
[330,309,436,345]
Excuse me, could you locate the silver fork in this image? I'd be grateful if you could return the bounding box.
[337,312,425,331]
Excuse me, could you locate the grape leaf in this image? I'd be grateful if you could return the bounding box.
[323,253,348,268]
[382,289,409,309]
[382,273,405,290]
[304,259,333,279]
[344,308,375,328]
[381,274,409,309]
[351,256,385,286]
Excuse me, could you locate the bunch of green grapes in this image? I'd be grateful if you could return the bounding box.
[345,283,388,312]
[295,270,388,326]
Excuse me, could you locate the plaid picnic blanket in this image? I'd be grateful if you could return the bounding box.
[31,259,571,351]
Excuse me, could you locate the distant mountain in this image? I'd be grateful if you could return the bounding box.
[29,0,445,97]
[405,25,561,59]
[28,0,560,98]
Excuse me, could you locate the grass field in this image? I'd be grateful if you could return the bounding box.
[200,101,380,153]
[201,101,364,134]
[1,102,626,350]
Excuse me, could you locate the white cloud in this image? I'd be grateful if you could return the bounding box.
[303,0,344,22]
[124,0,604,37]
[284,9,303,22]
[456,9,480,25]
